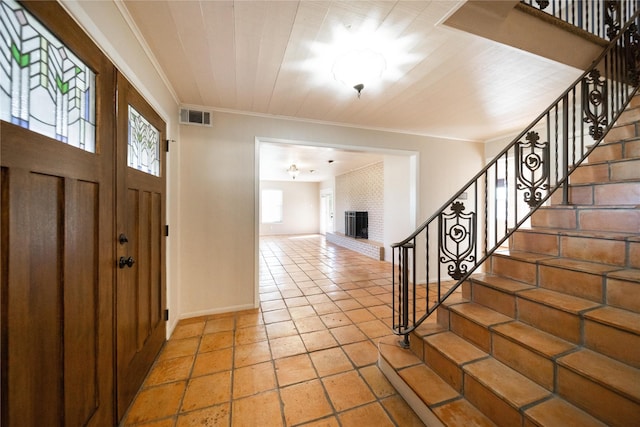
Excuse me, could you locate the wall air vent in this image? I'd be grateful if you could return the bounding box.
[179,107,212,126]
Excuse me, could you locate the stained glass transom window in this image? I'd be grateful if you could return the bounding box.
[128,105,160,176]
[0,0,96,152]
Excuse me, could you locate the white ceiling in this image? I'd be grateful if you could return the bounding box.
[121,0,584,181]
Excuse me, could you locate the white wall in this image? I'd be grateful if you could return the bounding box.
[178,111,484,318]
[259,181,320,236]
[383,154,416,262]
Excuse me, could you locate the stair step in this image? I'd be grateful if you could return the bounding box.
[532,204,640,233]
[557,349,640,426]
[570,158,640,184]
[604,122,638,143]
[578,206,640,233]
[588,140,624,162]
[436,293,470,329]
[424,331,487,392]
[606,268,640,313]
[538,257,621,303]
[551,181,640,206]
[628,138,640,158]
[448,303,512,352]
[584,306,640,368]
[512,227,632,266]
[492,321,575,391]
[468,274,534,317]
[399,363,460,407]
[615,105,640,126]
[530,205,577,229]
[517,288,601,343]
[594,181,640,205]
[432,398,497,427]
[490,250,553,285]
[378,336,495,427]
[463,358,550,427]
[509,229,560,256]
[524,397,608,427]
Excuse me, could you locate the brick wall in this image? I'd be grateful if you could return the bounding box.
[336,162,383,243]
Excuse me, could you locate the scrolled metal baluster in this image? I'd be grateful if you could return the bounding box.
[516,131,550,208]
[535,0,550,10]
[624,22,640,86]
[582,69,608,140]
[605,0,622,39]
[439,202,476,281]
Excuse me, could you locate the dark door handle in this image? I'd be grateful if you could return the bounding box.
[118,256,135,269]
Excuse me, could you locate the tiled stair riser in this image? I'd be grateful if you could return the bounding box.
[607,276,640,312]
[509,231,629,266]
[557,364,640,426]
[538,264,604,302]
[584,320,640,367]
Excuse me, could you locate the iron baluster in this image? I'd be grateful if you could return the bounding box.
[583,69,608,140]
[439,202,477,280]
[400,242,414,348]
[516,131,551,208]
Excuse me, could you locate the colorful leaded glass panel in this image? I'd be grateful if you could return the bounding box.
[0,0,96,152]
[128,105,160,176]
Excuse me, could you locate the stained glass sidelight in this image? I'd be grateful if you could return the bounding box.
[0,0,96,152]
[128,105,160,176]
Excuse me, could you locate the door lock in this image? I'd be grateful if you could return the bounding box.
[118,256,135,269]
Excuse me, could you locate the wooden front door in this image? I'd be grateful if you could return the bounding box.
[115,72,167,420]
[0,3,115,426]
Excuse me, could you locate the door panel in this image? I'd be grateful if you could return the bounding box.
[1,126,114,427]
[1,2,116,425]
[116,72,167,420]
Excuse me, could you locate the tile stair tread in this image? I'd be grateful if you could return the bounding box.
[492,321,575,358]
[492,249,556,263]
[524,397,608,427]
[517,288,602,314]
[584,306,640,335]
[413,321,447,338]
[540,204,640,210]
[449,302,513,327]
[440,293,469,308]
[399,363,460,406]
[470,273,534,293]
[515,226,636,241]
[538,257,624,275]
[377,336,423,370]
[432,398,497,427]
[571,156,640,169]
[607,268,640,282]
[424,331,487,365]
[557,349,640,402]
[463,358,550,408]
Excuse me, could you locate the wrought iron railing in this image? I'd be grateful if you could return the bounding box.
[521,0,639,39]
[391,10,640,347]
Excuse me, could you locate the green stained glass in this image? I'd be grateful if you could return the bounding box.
[0,0,96,152]
[128,105,160,176]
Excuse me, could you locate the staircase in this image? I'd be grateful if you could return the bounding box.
[379,96,640,426]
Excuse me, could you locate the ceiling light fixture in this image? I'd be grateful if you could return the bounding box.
[332,48,386,98]
[287,164,299,179]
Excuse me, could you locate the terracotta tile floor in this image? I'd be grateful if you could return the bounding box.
[121,234,425,426]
